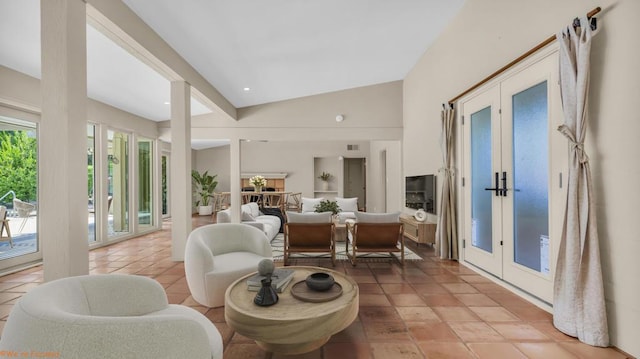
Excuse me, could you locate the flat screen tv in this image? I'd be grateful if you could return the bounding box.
[405,174,436,214]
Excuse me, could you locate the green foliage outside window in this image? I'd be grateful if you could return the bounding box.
[0,131,37,202]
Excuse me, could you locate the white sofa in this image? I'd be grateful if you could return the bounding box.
[0,274,223,359]
[216,202,281,240]
[335,197,358,223]
[185,223,273,308]
[301,197,359,223]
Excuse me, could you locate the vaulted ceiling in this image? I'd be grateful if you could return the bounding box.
[0,0,465,124]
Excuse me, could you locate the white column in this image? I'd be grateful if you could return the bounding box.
[170,81,191,261]
[229,138,242,222]
[40,0,89,281]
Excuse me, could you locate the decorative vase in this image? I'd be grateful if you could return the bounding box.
[254,277,278,306]
[254,185,262,193]
[321,181,329,191]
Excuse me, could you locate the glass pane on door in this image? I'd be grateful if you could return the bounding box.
[512,81,549,272]
[87,124,96,242]
[161,155,169,217]
[138,138,153,228]
[470,106,493,253]
[107,130,130,237]
[0,117,38,260]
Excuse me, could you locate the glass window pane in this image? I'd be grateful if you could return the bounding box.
[88,124,96,242]
[162,155,168,216]
[470,106,493,253]
[138,138,153,228]
[0,117,38,260]
[107,130,129,237]
[512,81,549,273]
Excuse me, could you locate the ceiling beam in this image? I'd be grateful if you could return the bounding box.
[86,0,237,121]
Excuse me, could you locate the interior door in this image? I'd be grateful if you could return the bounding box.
[343,158,366,210]
[461,51,565,303]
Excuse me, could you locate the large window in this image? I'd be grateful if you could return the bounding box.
[0,115,39,266]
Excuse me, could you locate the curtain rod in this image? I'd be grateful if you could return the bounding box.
[447,6,601,105]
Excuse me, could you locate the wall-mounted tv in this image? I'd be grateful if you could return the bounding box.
[405,174,436,214]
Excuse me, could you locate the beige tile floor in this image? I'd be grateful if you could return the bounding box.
[0,216,633,359]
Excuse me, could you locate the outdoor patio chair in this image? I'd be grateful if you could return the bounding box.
[284,211,335,266]
[346,211,404,266]
[0,206,13,248]
[12,199,35,234]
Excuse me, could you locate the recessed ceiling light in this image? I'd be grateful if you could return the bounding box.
[164,101,170,105]
[243,87,251,92]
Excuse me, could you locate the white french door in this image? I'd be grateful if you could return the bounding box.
[461,50,566,303]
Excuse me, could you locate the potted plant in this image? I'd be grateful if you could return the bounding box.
[314,199,341,215]
[318,171,332,190]
[192,170,218,215]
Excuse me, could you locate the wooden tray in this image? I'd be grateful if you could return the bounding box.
[290,280,343,303]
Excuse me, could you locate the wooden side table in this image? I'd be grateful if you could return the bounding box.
[224,266,359,355]
[400,214,436,246]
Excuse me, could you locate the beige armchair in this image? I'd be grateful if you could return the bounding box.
[0,275,223,359]
[185,223,273,307]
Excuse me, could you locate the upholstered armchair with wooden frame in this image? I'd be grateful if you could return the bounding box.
[346,212,404,266]
[284,211,336,266]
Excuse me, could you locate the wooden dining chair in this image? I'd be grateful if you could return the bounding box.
[285,192,302,212]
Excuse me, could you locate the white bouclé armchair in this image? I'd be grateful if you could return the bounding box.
[185,223,273,308]
[0,274,223,359]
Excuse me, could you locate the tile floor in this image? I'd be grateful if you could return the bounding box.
[0,216,632,359]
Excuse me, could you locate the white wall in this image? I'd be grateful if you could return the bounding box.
[190,81,405,213]
[194,140,384,208]
[369,140,402,213]
[403,0,639,355]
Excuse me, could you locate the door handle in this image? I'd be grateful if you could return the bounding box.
[484,172,502,196]
[501,171,508,197]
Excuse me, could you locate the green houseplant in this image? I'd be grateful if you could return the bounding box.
[314,199,341,215]
[191,170,218,215]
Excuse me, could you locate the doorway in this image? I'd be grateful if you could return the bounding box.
[343,158,366,211]
[460,50,566,303]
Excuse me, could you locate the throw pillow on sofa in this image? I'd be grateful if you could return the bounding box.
[335,197,358,212]
[301,197,324,213]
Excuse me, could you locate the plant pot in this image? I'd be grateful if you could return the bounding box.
[198,205,213,216]
[253,186,262,193]
[321,181,329,191]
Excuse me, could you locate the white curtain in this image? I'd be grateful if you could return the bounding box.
[435,107,458,260]
[553,16,609,347]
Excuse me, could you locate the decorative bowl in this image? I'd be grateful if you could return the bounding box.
[305,272,335,292]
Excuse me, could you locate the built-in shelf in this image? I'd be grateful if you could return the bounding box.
[314,190,338,194]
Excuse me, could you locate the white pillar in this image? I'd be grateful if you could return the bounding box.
[229,138,242,223]
[170,81,191,261]
[40,0,89,281]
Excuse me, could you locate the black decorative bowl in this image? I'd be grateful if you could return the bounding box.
[305,272,335,292]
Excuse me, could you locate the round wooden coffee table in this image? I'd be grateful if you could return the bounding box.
[224,266,359,355]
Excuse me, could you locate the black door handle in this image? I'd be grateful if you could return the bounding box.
[501,171,508,197]
[484,172,502,196]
